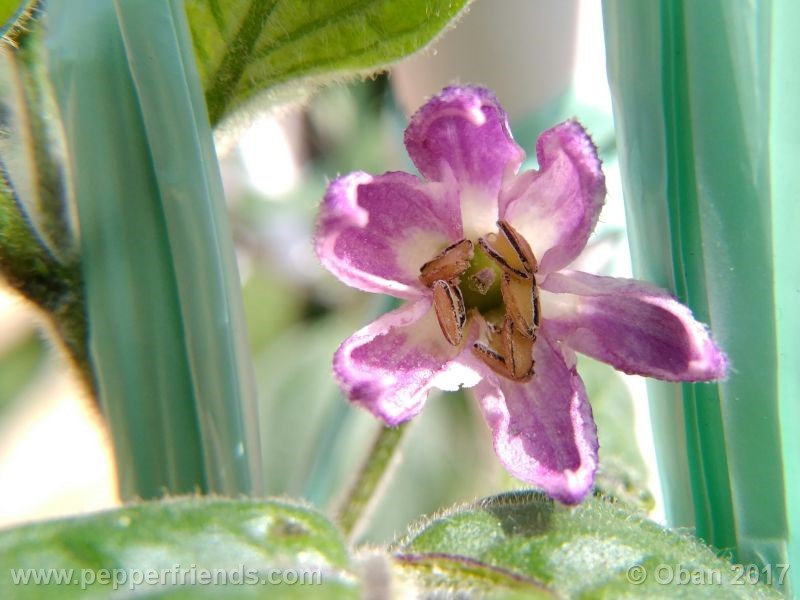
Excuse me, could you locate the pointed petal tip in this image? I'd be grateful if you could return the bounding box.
[642,294,731,383]
[548,471,595,505]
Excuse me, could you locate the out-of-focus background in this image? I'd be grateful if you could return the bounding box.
[0,0,661,542]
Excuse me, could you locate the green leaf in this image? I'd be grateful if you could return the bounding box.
[0,498,358,599]
[0,333,44,412]
[184,0,470,124]
[394,491,782,598]
[0,20,89,390]
[393,553,555,598]
[0,165,73,314]
[0,29,75,262]
[0,0,36,45]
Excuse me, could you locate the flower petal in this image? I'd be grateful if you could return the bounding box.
[334,299,481,426]
[315,171,463,298]
[471,334,598,504]
[404,87,525,235]
[541,270,728,381]
[500,120,605,276]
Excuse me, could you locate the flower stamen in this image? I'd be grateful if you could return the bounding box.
[472,342,513,379]
[500,271,540,339]
[419,239,474,287]
[432,279,467,345]
[498,220,538,275]
[420,221,540,380]
[502,316,535,381]
[471,220,540,380]
[477,219,537,279]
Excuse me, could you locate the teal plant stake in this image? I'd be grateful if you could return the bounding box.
[603,0,797,589]
[45,0,261,499]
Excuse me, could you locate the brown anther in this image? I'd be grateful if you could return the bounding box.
[478,220,538,279]
[472,342,514,380]
[477,237,527,279]
[500,271,540,339]
[485,320,503,337]
[419,239,474,287]
[432,280,466,346]
[497,220,538,275]
[501,317,535,381]
[471,317,534,382]
[468,268,496,295]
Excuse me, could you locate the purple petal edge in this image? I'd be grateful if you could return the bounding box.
[542,270,729,382]
[334,299,480,426]
[404,86,525,194]
[470,335,598,505]
[501,120,606,277]
[315,171,461,299]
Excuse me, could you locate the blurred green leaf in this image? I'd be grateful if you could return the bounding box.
[0,29,74,261]
[241,270,302,352]
[394,491,781,598]
[603,1,794,577]
[0,498,358,599]
[393,552,555,598]
[255,310,367,499]
[0,333,43,410]
[0,166,73,316]
[0,0,19,23]
[185,0,470,124]
[0,0,35,45]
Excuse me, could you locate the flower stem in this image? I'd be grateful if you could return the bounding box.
[336,423,409,539]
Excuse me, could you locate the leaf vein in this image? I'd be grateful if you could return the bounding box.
[204,0,280,124]
[207,0,226,34]
[243,23,426,93]
[252,0,382,60]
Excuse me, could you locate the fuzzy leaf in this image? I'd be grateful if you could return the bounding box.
[184,0,469,124]
[0,30,75,260]
[1,0,36,45]
[0,165,70,312]
[393,553,555,598]
[0,498,358,599]
[394,491,782,598]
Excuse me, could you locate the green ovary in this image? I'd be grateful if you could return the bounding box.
[460,245,504,317]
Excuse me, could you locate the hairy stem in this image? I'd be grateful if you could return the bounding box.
[336,423,409,539]
[1,166,93,393]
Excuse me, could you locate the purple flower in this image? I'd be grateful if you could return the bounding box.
[315,86,727,504]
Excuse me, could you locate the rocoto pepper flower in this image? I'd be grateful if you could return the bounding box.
[315,86,727,504]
